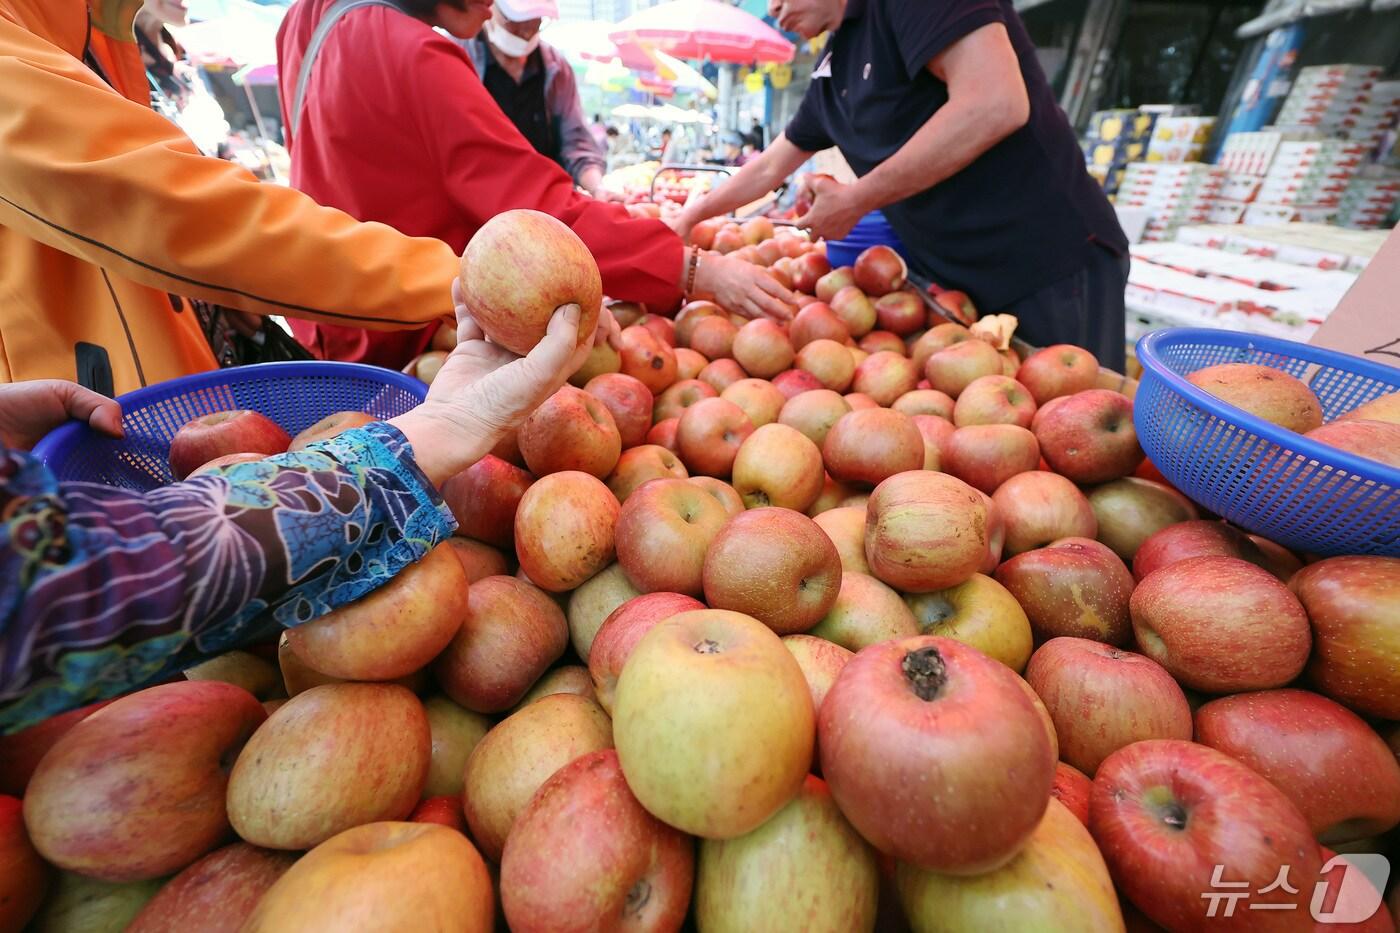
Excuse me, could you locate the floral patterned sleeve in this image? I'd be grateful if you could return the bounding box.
[0,422,456,733]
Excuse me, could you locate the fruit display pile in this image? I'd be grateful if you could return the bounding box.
[4,214,1400,933]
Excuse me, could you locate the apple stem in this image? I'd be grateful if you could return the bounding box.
[902,646,948,701]
[693,639,722,655]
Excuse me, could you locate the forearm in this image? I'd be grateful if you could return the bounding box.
[577,164,606,195]
[683,136,810,224]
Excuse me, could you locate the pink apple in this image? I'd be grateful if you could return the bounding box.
[1032,389,1144,483]
[168,410,290,480]
[991,471,1097,556]
[1016,345,1099,406]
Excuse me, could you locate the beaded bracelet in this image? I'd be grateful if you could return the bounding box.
[684,246,700,297]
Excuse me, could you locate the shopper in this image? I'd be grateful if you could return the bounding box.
[278,0,792,369]
[464,0,614,200]
[0,295,591,733]
[672,0,1130,369]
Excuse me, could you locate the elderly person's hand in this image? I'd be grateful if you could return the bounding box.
[693,252,795,322]
[0,380,124,450]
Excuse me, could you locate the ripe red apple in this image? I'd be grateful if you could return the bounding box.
[944,424,1041,494]
[864,470,988,592]
[676,397,755,477]
[1338,389,1400,425]
[1087,477,1199,562]
[910,322,973,372]
[500,749,694,933]
[815,267,855,303]
[289,410,376,451]
[822,409,924,487]
[186,452,267,477]
[1016,344,1100,406]
[645,417,680,453]
[953,375,1036,428]
[911,413,955,471]
[690,315,739,361]
[440,455,533,549]
[691,219,724,251]
[1291,556,1400,720]
[924,339,1003,399]
[851,351,918,407]
[712,225,745,254]
[702,507,842,635]
[796,338,856,391]
[443,537,509,582]
[808,570,919,651]
[732,319,795,379]
[619,326,678,394]
[843,390,876,409]
[514,471,620,592]
[1090,739,1321,931]
[853,245,907,297]
[903,573,1033,671]
[604,443,688,503]
[584,373,654,449]
[778,386,854,453]
[652,378,718,423]
[588,592,706,713]
[691,476,745,517]
[1031,388,1143,483]
[1131,556,1312,693]
[830,286,877,337]
[791,251,832,294]
[1305,419,1400,468]
[674,346,708,381]
[639,312,676,347]
[409,795,467,832]
[771,368,824,399]
[893,388,955,419]
[820,636,1055,873]
[697,357,746,392]
[996,538,1135,645]
[932,289,978,326]
[1187,362,1323,434]
[459,209,602,356]
[874,291,925,336]
[676,300,722,346]
[855,332,901,358]
[615,478,728,596]
[1051,762,1092,826]
[991,471,1097,556]
[812,505,869,575]
[24,682,266,881]
[168,410,290,479]
[0,794,49,931]
[731,422,825,512]
[721,377,786,428]
[125,842,296,933]
[1132,519,1267,582]
[614,610,814,838]
[789,302,850,349]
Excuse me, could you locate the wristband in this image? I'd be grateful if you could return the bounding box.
[684,246,700,297]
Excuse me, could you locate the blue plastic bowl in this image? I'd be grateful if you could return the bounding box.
[1134,328,1400,557]
[826,210,908,269]
[33,362,428,492]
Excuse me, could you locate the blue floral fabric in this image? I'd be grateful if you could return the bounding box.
[0,423,455,733]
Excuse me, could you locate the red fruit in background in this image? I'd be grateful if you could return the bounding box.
[991,471,1097,556]
[702,507,842,635]
[589,592,707,713]
[691,476,745,517]
[943,424,1041,494]
[0,794,49,932]
[953,375,1036,428]
[584,373,654,449]
[721,378,786,429]
[1305,419,1400,468]
[731,422,825,513]
[932,289,978,326]
[789,302,850,349]
[996,538,1135,645]
[0,698,114,796]
[675,300,722,346]
[852,245,908,297]
[779,389,851,448]
[410,796,467,833]
[1132,520,1267,582]
[815,267,854,303]
[732,319,795,379]
[691,219,723,251]
[911,414,955,471]
[1016,344,1100,406]
[1032,389,1143,483]
[791,251,832,294]
[674,346,708,382]
[1086,477,1200,563]
[615,478,728,596]
[653,378,718,423]
[605,444,688,503]
[639,313,676,347]
[676,397,755,478]
[698,357,747,393]
[830,286,877,337]
[851,351,919,407]
[771,368,824,399]
[893,388,955,420]
[924,339,1003,399]
[843,391,879,411]
[619,325,678,393]
[874,291,925,336]
[168,410,290,480]
[822,409,924,488]
[646,417,681,454]
[518,385,621,479]
[1051,762,1092,826]
[796,339,856,393]
[514,471,620,593]
[859,330,907,356]
[441,455,533,549]
[910,322,973,372]
[125,842,298,933]
[690,316,739,361]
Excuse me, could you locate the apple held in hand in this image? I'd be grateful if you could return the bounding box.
[168,409,291,480]
[458,208,602,356]
[703,507,842,635]
[1290,556,1400,720]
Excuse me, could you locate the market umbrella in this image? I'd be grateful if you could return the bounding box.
[651,49,718,97]
[542,20,656,71]
[609,0,795,64]
[612,103,654,120]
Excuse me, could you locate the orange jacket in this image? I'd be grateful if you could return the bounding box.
[0,0,458,395]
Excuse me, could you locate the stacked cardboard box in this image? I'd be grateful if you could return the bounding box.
[1145,117,1217,163]
[1083,109,1158,194]
[1115,163,1225,241]
[1276,64,1383,135]
[1335,167,1400,228]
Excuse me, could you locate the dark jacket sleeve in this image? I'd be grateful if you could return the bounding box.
[545,48,608,185]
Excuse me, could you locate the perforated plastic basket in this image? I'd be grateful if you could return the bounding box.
[32,362,427,491]
[1134,328,1400,557]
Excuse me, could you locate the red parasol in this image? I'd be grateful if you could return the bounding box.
[609,0,795,64]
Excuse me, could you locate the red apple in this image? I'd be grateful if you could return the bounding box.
[864,470,988,593]
[288,410,376,451]
[676,397,755,477]
[619,326,678,394]
[995,538,1135,645]
[815,267,855,303]
[911,414,956,471]
[168,410,290,479]
[781,635,854,720]
[732,319,795,379]
[789,302,850,349]
[570,340,622,387]
[440,455,533,549]
[697,357,747,392]
[1051,762,1093,826]
[843,390,877,410]
[674,347,708,381]
[676,301,722,345]
[953,375,1036,428]
[1187,362,1323,434]
[721,377,786,428]
[859,330,906,356]
[791,251,832,294]
[853,245,907,297]
[604,444,688,503]
[639,312,676,347]
[771,368,824,399]
[851,351,919,407]
[822,409,924,487]
[645,417,680,453]
[652,378,718,423]
[991,471,1097,556]
[410,795,467,832]
[910,322,973,373]
[588,592,707,713]
[514,471,620,592]
[1304,419,1400,468]
[691,220,724,251]
[944,424,1041,494]
[874,291,925,336]
[690,316,739,361]
[690,476,745,517]
[730,422,825,512]
[893,388,955,419]
[615,478,728,596]
[584,373,654,449]
[830,286,877,337]
[703,507,842,635]
[1291,556,1400,720]
[1032,388,1143,483]
[795,338,856,392]
[0,698,113,797]
[443,537,509,582]
[776,385,851,448]
[932,289,978,326]
[125,842,296,933]
[0,794,49,931]
[1087,477,1200,562]
[1016,344,1100,406]
[806,472,856,517]
[924,340,1003,399]
[1132,519,1268,582]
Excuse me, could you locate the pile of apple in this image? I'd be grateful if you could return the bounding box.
[5,214,1400,933]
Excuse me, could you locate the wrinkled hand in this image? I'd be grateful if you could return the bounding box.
[0,380,124,450]
[795,179,866,242]
[695,253,795,321]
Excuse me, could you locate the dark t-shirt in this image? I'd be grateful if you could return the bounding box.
[477,41,556,162]
[784,0,1126,309]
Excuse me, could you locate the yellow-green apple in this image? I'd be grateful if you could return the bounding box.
[731,423,825,511]
[806,473,857,516]
[779,388,850,446]
[853,245,907,297]
[1130,556,1311,693]
[286,542,466,681]
[1016,344,1099,406]
[518,385,621,478]
[1338,389,1400,425]
[433,575,568,712]
[1132,519,1268,582]
[500,750,693,933]
[953,375,1036,428]
[616,478,729,596]
[589,592,707,713]
[1304,419,1400,468]
[796,338,856,392]
[819,637,1055,873]
[864,470,988,592]
[815,268,855,303]
[995,537,1135,645]
[861,330,908,357]
[1,794,49,932]
[1194,688,1400,844]
[830,286,877,337]
[721,378,786,428]
[910,322,972,373]
[944,424,1041,494]
[227,683,428,850]
[893,388,955,419]
[992,471,1097,556]
[1186,362,1323,434]
[653,379,718,424]
[908,414,953,472]
[772,366,828,400]
[1086,477,1198,562]
[1089,739,1321,931]
[288,410,376,451]
[605,444,688,503]
[813,505,870,575]
[614,610,813,838]
[674,347,708,381]
[733,319,795,379]
[790,302,850,349]
[698,357,746,392]
[512,665,596,710]
[1246,535,1302,581]
[167,410,290,479]
[823,409,924,487]
[1025,637,1192,774]
[514,471,619,592]
[676,397,754,477]
[852,351,919,407]
[584,372,654,449]
[897,798,1123,932]
[691,316,739,361]
[443,536,510,582]
[568,340,621,387]
[695,774,878,933]
[458,209,601,356]
[808,570,920,652]
[1291,556,1400,719]
[422,695,491,798]
[923,340,1002,399]
[676,300,722,345]
[875,291,925,337]
[440,455,533,549]
[243,822,493,932]
[24,681,265,881]
[183,649,280,699]
[125,843,296,933]
[702,507,842,635]
[1051,762,1092,826]
[619,325,678,394]
[29,873,163,933]
[1032,389,1144,483]
[903,573,1033,672]
[691,476,745,517]
[462,694,613,861]
[564,562,639,661]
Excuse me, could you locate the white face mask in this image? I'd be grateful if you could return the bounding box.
[486,20,540,58]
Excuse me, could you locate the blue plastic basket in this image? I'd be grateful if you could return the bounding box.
[1134,328,1400,557]
[33,362,428,491]
[826,210,908,269]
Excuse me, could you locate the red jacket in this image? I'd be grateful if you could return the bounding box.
[276,0,683,368]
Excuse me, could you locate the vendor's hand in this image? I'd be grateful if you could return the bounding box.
[694,252,795,321]
[0,380,123,450]
[795,179,866,242]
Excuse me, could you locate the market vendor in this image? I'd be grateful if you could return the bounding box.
[672,0,1130,369]
[277,0,792,370]
[463,0,615,201]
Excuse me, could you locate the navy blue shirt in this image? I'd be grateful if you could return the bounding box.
[785,0,1126,310]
